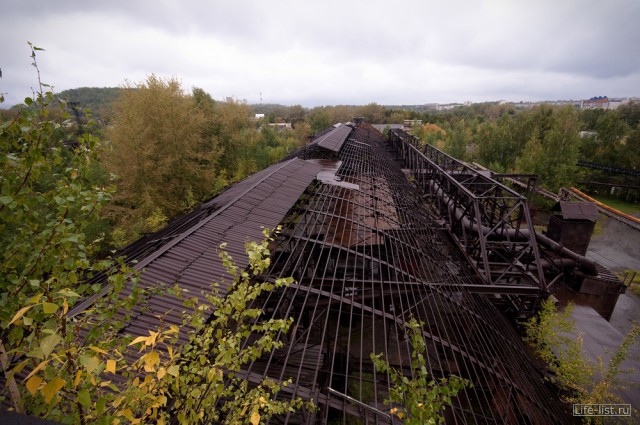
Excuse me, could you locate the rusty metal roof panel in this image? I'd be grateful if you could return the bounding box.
[47,126,571,424]
[554,201,599,221]
[72,158,324,338]
[315,124,352,152]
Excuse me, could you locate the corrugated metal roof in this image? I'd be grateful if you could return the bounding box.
[55,125,569,424]
[314,124,352,152]
[122,158,324,332]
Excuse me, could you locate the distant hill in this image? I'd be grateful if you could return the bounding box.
[57,87,123,112]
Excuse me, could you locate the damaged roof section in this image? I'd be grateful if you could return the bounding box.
[71,158,325,336]
[231,125,569,424]
[66,124,569,424]
[315,123,352,152]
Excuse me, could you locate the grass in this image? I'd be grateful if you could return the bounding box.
[587,195,640,216]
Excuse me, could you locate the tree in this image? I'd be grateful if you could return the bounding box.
[0,43,130,418]
[306,108,332,133]
[103,76,223,243]
[1,46,308,424]
[515,105,583,191]
[356,103,386,124]
[593,111,629,165]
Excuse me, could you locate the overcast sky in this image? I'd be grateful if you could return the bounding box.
[1,0,639,107]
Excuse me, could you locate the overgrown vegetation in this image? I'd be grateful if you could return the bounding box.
[525,299,640,423]
[371,318,471,424]
[0,45,308,424]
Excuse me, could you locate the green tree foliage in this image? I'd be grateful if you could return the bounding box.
[355,102,386,124]
[306,108,333,133]
[617,101,640,129]
[57,87,123,115]
[592,111,629,165]
[103,76,223,243]
[371,319,471,424]
[0,43,133,418]
[1,49,308,422]
[525,300,640,423]
[515,105,583,191]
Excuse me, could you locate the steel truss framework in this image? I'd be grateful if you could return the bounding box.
[228,126,568,424]
[387,129,546,316]
[7,125,572,424]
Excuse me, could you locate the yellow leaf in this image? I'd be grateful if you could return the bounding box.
[23,359,49,382]
[28,293,43,304]
[250,411,260,425]
[145,331,158,346]
[9,305,33,326]
[128,335,149,346]
[142,351,160,372]
[166,325,179,334]
[106,359,116,374]
[113,396,124,408]
[74,370,82,388]
[157,367,166,379]
[62,299,69,316]
[12,359,29,375]
[89,346,107,355]
[42,302,59,314]
[26,375,43,396]
[41,377,65,404]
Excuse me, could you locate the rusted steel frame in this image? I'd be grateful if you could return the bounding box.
[408,147,544,290]
[284,279,548,413]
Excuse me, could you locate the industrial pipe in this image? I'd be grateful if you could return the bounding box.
[427,180,599,276]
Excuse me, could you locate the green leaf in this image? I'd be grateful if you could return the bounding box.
[78,388,91,407]
[40,333,62,358]
[79,354,100,374]
[42,302,59,314]
[57,289,80,298]
[167,365,180,377]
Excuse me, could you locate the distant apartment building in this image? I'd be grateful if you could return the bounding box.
[580,96,630,110]
[581,96,609,109]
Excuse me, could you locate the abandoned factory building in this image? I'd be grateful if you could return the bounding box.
[72,122,592,424]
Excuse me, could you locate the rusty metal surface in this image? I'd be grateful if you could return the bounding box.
[54,125,569,424]
[232,126,568,424]
[315,124,352,152]
[553,201,599,222]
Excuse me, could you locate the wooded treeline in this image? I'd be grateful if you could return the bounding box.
[3,83,638,252]
[407,101,640,200]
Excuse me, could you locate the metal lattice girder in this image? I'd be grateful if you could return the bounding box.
[388,129,546,308]
[230,125,569,424]
[37,124,571,425]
